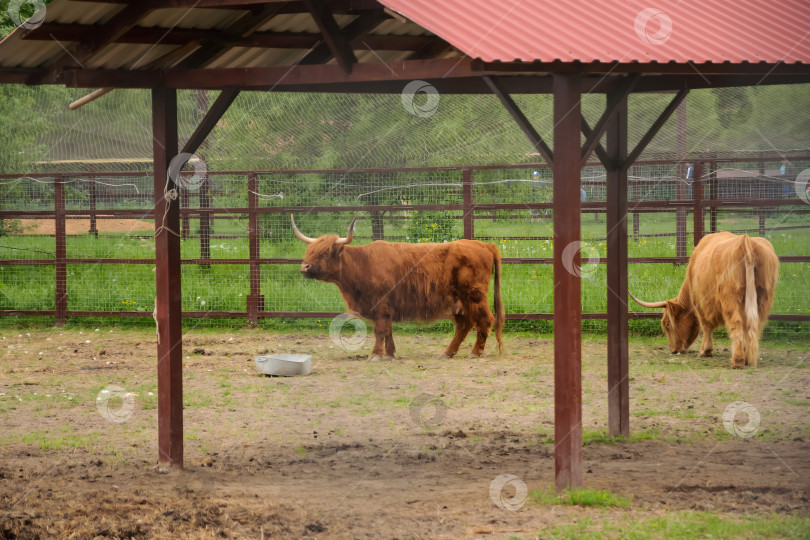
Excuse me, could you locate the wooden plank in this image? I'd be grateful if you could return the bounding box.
[483,75,553,165]
[580,117,610,168]
[152,88,183,470]
[247,173,263,323]
[552,72,583,491]
[605,90,630,438]
[301,10,389,66]
[181,89,240,156]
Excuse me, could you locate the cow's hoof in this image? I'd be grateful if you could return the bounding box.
[468,353,479,359]
[369,355,382,362]
[700,350,713,357]
[437,354,453,360]
[731,357,745,369]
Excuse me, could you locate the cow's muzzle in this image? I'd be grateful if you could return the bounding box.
[300,261,315,276]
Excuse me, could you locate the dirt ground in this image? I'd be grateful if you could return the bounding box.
[0,327,808,538]
[18,218,153,235]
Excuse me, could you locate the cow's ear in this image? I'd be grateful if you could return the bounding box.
[666,300,683,317]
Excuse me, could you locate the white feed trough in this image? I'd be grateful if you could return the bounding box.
[255,354,312,376]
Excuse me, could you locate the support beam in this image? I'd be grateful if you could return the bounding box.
[622,88,689,170]
[483,76,553,165]
[153,88,183,470]
[552,72,583,491]
[54,177,67,326]
[605,90,630,438]
[181,89,240,156]
[305,0,358,73]
[302,10,389,66]
[581,75,638,165]
[580,117,610,168]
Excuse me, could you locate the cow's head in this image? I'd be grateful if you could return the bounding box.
[291,214,356,282]
[630,294,699,354]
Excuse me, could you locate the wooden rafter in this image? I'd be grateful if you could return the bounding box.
[40,3,155,83]
[580,74,638,165]
[178,3,287,69]
[622,87,689,170]
[301,10,389,65]
[483,75,553,165]
[21,23,438,53]
[305,0,358,73]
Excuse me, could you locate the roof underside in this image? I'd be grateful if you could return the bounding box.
[0,0,808,93]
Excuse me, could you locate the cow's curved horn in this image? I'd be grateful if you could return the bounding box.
[629,292,668,309]
[335,216,357,245]
[290,214,315,244]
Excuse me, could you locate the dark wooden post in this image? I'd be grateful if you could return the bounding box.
[606,91,629,438]
[247,173,264,323]
[708,156,718,234]
[758,157,766,236]
[676,164,688,258]
[200,175,211,263]
[54,177,67,326]
[552,72,583,491]
[693,162,705,246]
[87,166,98,237]
[180,185,190,239]
[153,88,183,470]
[462,168,474,239]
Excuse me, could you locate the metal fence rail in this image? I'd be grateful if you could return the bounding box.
[1,156,809,333]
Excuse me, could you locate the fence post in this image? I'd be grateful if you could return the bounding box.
[54,177,67,325]
[693,162,704,246]
[200,175,211,263]
[87,166,98,237]
[676,163,688,258]
[462,168,474,239]
[246,173,264,323]
[758,157,766,236]
[708,156,718,233]
[180,184,190,239]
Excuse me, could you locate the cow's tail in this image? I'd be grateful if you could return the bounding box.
[489,243,505,353]
[742,235,759,367]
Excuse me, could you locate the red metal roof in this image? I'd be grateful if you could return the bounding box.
[379,0,810,64]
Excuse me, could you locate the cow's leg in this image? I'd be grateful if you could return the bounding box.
[699,322,714,357]
[442,312,473,358]
[725,309,747,369]
[384,328,396,358]
[470,302,495,358]
[370,317,394,361]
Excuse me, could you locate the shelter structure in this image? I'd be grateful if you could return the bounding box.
[1,0,808,490]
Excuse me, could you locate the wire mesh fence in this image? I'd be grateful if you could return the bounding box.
[1,155,808,339]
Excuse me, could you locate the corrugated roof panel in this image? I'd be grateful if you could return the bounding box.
[379,0,810,64]
[86,43,179,70]
[46,0,121,26]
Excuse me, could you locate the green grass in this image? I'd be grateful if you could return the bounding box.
[0,212,808,341]
[530,486,631,507]
[524,512,810,539]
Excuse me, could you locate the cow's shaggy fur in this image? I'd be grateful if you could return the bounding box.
[297,227,504,360]
[636,232,779,368]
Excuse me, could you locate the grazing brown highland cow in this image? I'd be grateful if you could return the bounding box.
[631,232,779,369]
[292,215,504,361]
